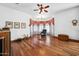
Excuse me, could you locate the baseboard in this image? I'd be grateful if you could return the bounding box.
[69,39,79,42]
[53,36,79,42]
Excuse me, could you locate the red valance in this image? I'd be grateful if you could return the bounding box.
[29,18,55,26]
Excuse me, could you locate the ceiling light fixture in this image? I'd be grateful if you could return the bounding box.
[34,4,50,14]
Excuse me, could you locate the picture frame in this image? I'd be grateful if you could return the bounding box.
[5,21,13,28]
[21,23,26,29]
[14,22,20,29]
[72,19,78,26]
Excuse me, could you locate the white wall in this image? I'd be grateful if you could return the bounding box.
[54,6,79,40]
[0,5,30,41]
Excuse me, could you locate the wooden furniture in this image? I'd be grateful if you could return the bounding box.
[0,37,4,56]
[58,34,69,41]
[0,27,11,56]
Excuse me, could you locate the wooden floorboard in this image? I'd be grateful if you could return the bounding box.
[11,35,79,56]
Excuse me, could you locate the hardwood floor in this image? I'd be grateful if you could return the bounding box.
[11,35,79,56]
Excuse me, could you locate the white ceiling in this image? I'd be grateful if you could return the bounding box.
[0,3,79,18]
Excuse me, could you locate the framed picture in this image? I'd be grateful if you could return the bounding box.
[72,19,78,26]
[5,21,13,28]
[14,22,20,29]
[21,23,26,29]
